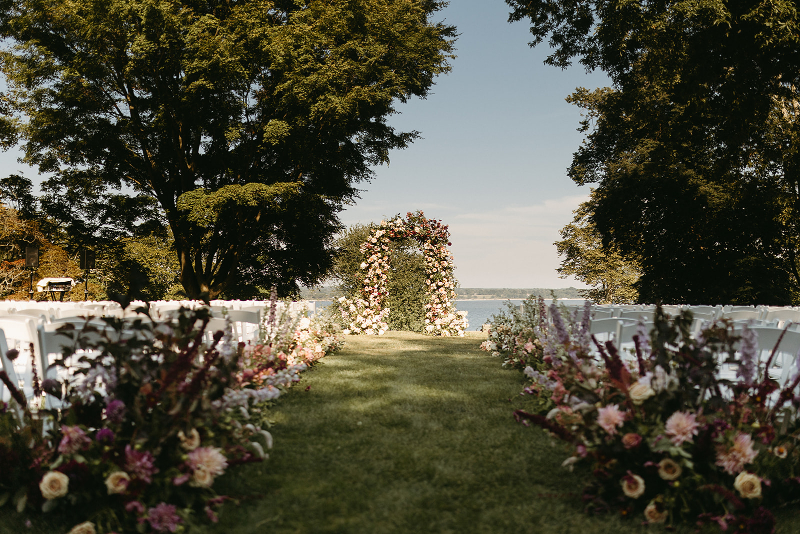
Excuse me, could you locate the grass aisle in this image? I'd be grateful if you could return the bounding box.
[206,332,800,534]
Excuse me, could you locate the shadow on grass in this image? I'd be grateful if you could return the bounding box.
[202,333,713,534]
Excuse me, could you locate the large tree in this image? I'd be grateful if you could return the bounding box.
[0,0,455,300]
[508,0,800,303]
[555,193,640,304]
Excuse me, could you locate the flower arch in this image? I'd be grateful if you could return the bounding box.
[338,211,468,336]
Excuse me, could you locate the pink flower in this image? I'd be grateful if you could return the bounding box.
[622,433,643,449]
[147,503,182,533]
[125,501,145,515]
[665,411,699,446]
[716,433,759,475]
[597,404,626,436]
[124,446,158,484]
[58,426,91,455]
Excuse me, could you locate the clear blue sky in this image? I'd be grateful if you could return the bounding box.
[340,1,609,288]
[0,0,609,289]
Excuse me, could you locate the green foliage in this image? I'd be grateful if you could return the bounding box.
[104,233,184,302]
[555,195,639,304]
[328,224,374,300]
[508,0,800,304]
[0,0,456,300]
[385,238,426,332]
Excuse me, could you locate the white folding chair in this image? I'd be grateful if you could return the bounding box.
[748,327,800,386]
[224,310,261,344]
[0,329,26,421]
[0,316,43,409]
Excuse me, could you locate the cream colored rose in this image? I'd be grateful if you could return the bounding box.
[178,428,201,451]
[68,522,96,534]
[644,501,667,523]
[628,381,656,405]
[39,471,69,500]
[191,468,215,488]
[105,471,130,495]
[621,474,645,499]
[734,471,762,499]
[657,458,682,481]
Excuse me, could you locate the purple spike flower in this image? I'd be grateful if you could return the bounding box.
[738,323,758,386]
[549,304,570,345]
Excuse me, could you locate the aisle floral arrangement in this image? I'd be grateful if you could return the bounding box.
[485,300,800,532]
[479,295,548,371]
[338,211,468,337]
[0,296,342,534]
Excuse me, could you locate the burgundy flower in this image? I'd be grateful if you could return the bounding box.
[105,399,126,424]
[147,503,182,533]
[125,501,145,515]
[95,428,115,444]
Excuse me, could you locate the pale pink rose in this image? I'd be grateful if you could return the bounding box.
[621,473,645,498]
[665,411,699,446]
[40,471,69,499]
[716,433,758,475]
[105,471,130,495]
[597,404,626,436]
[622,433,642,449]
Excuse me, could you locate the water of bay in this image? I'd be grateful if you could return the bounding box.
[308,299,523,331]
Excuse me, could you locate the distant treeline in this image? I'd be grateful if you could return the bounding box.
[299,287,584,300]
[454,288,583,300]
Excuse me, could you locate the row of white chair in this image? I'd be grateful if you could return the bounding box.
[587,317,800,388]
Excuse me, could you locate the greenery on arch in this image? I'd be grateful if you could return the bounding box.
[338,212,468,336]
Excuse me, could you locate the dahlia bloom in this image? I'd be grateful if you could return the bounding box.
[716,433,758,475]
[665,411,699,446]
[147,503,182,533]
[597,404,626,436]
[124,445,158,484]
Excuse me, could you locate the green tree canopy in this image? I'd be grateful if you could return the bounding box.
[508,0,800,304]
[0,0,456,300]
[555,194,639,304]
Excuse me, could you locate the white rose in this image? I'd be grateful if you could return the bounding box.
[68,522,96,534]
[629,381,656,405]
[40,471,69,500]
[178,428,201,451]
[191,468,215,488]
[621,474,645,499]
[734,471,762,499]
[644,501,667,523]
[657,458,682,481]
[105,471,131,495]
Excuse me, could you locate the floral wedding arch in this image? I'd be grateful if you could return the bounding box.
[338,211,468,336]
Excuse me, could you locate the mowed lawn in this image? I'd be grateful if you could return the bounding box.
[203,331,798,534]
